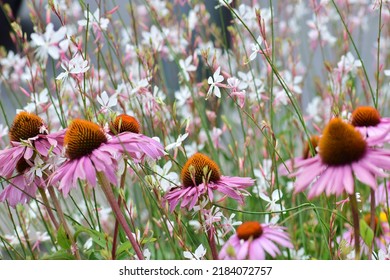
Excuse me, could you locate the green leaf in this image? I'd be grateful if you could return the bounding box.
[57,224,72,250]
[359,219,374,248]
[43,250,75,260]
[74,226,110,249]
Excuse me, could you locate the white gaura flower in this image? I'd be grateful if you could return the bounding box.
[30,23,67,62]
[259,189,285,212]
[206,66,224,99]
[97,91,117,113]
[149,161,179,192]
[56,53,90,81]
[183,244,207,260]
[143,248,151,260]
[336,52,362,75]
[165,133,189,151]
[179,56,197,82]
[78,8,109,31]
[0,124,9,138]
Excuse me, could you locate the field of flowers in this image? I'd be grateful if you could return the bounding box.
[0,0,389,260]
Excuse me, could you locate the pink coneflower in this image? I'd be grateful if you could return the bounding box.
[50,117,164,196]
[164,153,254,212]
[351,106,390,142]
[0,112,64,178]
[0,112,64,206]
[108,114,164,163]
[291,118,390,198]
[219,221,293,260]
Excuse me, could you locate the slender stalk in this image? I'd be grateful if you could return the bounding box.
[96,171,144,260]
[375,1,383,108]
[48,186,81,260]
[38,188,59,230]
[349,193,360,260]
[111,163,127,260]
[369,189,376,260]
[207,226,219,260]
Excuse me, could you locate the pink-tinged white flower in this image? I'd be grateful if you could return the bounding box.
[378,245,390,260]
[275,71,303,105]
[207,66,224,99]
[50,116,164,196]
[30,23,67,62]
[290,118,390,199]
[0,124,9,146]
[336,52,362,75]
[179,56,197,82]
[0,51,27,81]
[56,53,90,81]
[221,213,242,237]
[259,190,285,212]
[23,88,50,114]
[131,78,150,95]
[247,36,270,62]
[226,77,247,108]
[164,153,254,212]
[183,244,207,260]
[97,91,117,113]
[307,15,336,49]
[141,25,166,52]
[150,0,169,17]
[351,106,390,143]
[78,8,109,31]
[237,71,265,101]
[219,221,293,260]
[166,133,189,151]
[148,161,179,192]
[215,0,233,9]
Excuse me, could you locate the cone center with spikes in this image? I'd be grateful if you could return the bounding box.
[237,221,263,241]
[64,119,107,160]
[9,112,45,142]
[181,153,221,187]
[351,106,381,127]
[110,114,140,134]
[303,135,320,159]
[319,118,366,166]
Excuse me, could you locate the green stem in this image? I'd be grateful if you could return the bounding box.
[349,193,360,260]
[48,186,81,259]
[97,171,144,260]
[38,188,59,230]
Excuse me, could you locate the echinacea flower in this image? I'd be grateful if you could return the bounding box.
[219,221,293,260]
[290,118,390,198]
[351,106,390,143]
[108,114,165,163]
[50,117,164,196]
[0,112,64,206]
[164,153,254,212]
